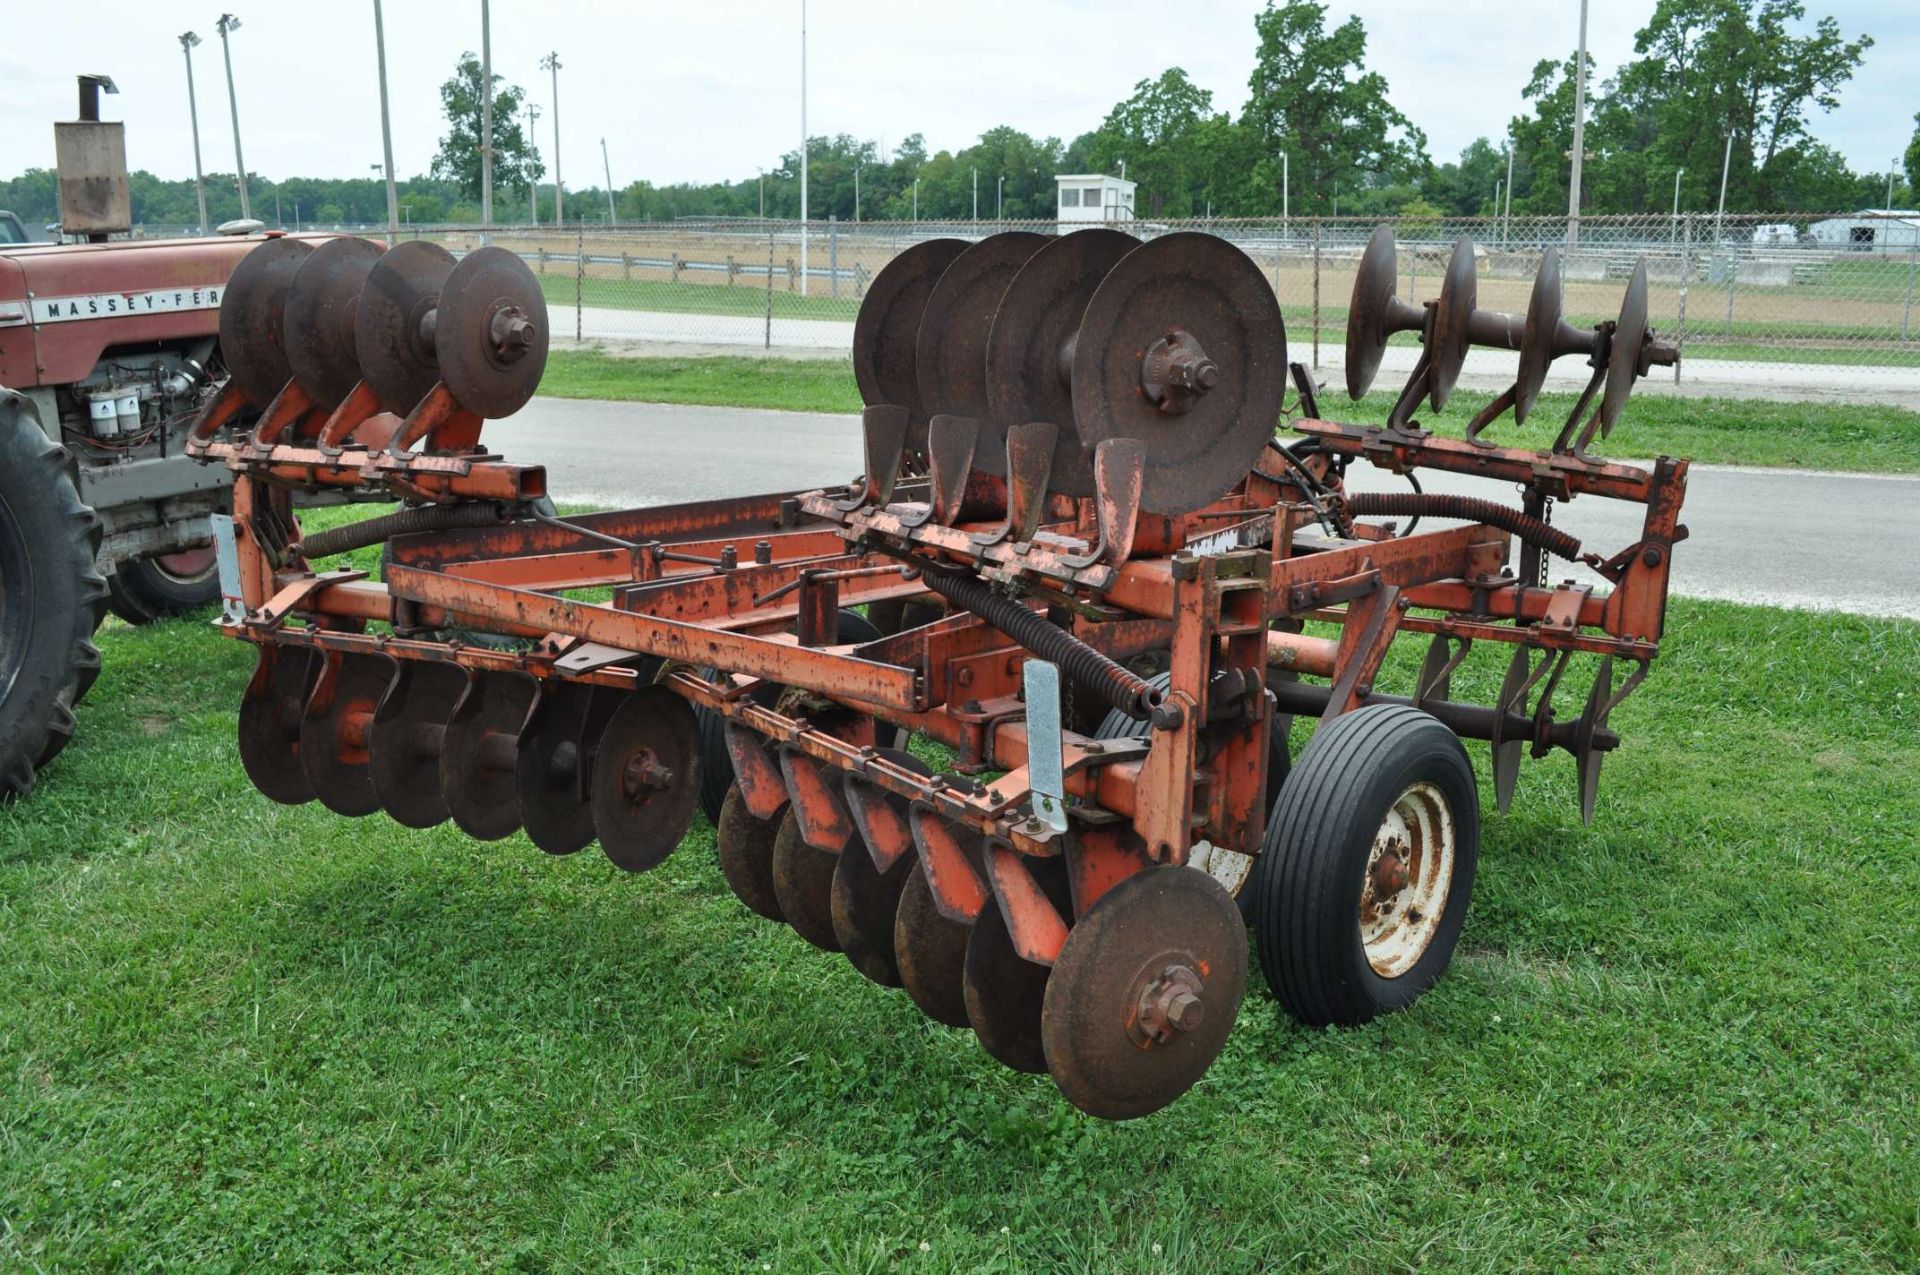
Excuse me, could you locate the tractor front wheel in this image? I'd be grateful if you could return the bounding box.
[106,546,221,625]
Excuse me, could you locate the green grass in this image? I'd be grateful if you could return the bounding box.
[540,351,1920,473]
[538,273,860,321]
[2,587,1915,1270]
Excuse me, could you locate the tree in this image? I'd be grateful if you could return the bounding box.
[1906,113,1919,204]
[1426,138,1510,217]
[1241,2,1428,215]
[429,53,543,203]
[1082,69,1224,217]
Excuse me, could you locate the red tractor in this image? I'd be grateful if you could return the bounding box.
[0,76,289,795]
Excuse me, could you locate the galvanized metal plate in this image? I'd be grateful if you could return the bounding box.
[1072,232,1288,516]
[1427,237,1478,411]
[853,237,968,451]
[298,650,395,817]
[983,228,1138,497]
[236,644,319,805]
[963,857,1071,1075]
[368,660,466,829]
[1515,248,1564,425]
[831,747,930,985]
[517,681,615,856]
[894,860,972,1028]
[436,246,550,420]
[914,232,1049,473]
[220,236,315,407]
[440,669,538,841]
[1598,259,1650,437]
[356,239,455,415]
[772,809,841,951]
[716,783,785,921]
[283,236,384,410]
[590,685,699,872]
[1040,865,1246,1120]
[1345,225,1399,400]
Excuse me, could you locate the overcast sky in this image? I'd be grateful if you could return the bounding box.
[1,1,1911,190]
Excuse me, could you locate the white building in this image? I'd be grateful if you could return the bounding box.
[1055,173,1136,228]
[1807,210,1920,255]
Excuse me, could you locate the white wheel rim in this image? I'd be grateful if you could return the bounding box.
[1358,781,1455,978]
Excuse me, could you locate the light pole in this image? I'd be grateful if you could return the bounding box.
[1567,0,1589,246]
[480,0,492,231]
[996,174,1004,222]
[526,102,540,225]
[600,137,615,223]
[214,14,250,219]
[373,0,399,242]
[854,164,860,222]
[1889,160,1899,210]
[1280,150,1289,241]
[540,52,563,223]
[798,0,809,296]
[972,167,978,222]
[1672,167,1685,221]
[1503,142,1514,245]
[1494,179,1502,222]
[178,32,209,233]
[912,177,919,224]
[757,166,765,219]
[1715,130,1734,246]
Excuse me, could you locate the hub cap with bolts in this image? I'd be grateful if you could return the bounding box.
[1358,780,1456,978]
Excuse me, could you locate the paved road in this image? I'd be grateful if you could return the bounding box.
[492,398,1920,621]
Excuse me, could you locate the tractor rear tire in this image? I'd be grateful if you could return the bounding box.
[0,422,107,798]
[1250,705,1479,1028]
[106,547,221,625]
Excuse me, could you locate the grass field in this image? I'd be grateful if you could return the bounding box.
[539,350,1920,474]
[2,557,1916,1268]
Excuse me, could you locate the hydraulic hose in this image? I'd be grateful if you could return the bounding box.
[1344,491,1584,563]
[298,501,515,560]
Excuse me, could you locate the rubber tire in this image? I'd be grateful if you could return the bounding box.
[0,422,107,797]
[1250,704,1479,1028]
[106,551,221,625]
[693,607,886,826]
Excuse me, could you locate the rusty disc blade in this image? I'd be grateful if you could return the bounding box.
[356,240,455,415]
[831,748,930,985]
[854,237,968,453]
[1041,865,1246,1121]
[1072,232,1288,516]
[894,860,973,1028]
[436,246,550,420]
[298,650,395,818]
[1345,225,1399,400]
[1427,237,1478,412]
[772,811,842,952]
[441,670,537,841]
[518,681,615,856]
[963,858,1071,1075]
[1515,248,1563,425]
[236,644,319,805]
[368,660,466,829]
[1491,648,1530,815]
[1598,260,1650,438]
[220,237,315,408]
[1574,656,1613,826]
[983,228,1139,498]
[283,236,384,410]
[716,784,785,921]
[914,232,1049,474]
[591,685,700,872]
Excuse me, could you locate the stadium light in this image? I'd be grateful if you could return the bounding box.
[215,13,250,219]
[178,32,209,233]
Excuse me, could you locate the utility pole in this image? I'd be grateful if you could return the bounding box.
[601,137,615,223]
[1567,0,1588,247]
[912,177,919,224]
[1281,151,1289,241]
[1890,160,1899,210]
[178,32,209,233]
[540,52,563,223]
[798,0,809,296]
[1503,142,1514,245]
[972,167,978,221]
[214,14,250,219]
[854,164,860,222]
[1672,167,1684,221]
[480,0,492,231]
[996,174,1004,222]
[1715,130,1734,246]
[527,102,540,225]
[757,166,765,218]
[373,0,399,243]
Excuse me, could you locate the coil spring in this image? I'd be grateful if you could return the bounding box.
[298,501,515,560]
[1344,491,1584,562]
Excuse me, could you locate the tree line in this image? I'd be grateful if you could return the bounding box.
[3,1,1911,230]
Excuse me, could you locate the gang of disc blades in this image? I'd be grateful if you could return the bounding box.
[853,238,968,452]
[517,681,614,856]
[772,810,842,952]
[1345,225,1399,400]
[913,231,1049,475]
[220,236,315,408]
[283,236,384,410]
[298,650,395,818]
[436,246,550,419]
[716,784,786,921]
[440,669,537,841]
[831,747,930,985]
[983,228,1139,497]
[894,860,973,1028]
[962,857,1072,1075]
[236,644,319,805]
[1426,237,1478,412]
[1515,248,1564,425]
[1071,232,1287,515]
[590,685,700,873]
[356,239,456,415]
[368,660,466,829]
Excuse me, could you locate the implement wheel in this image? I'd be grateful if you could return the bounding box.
[1251,705,1479,1027]
[0,413,106,798]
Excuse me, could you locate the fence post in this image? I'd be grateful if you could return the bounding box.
[765,230,775,351]
[575,220,584,343]
[536,246,547,275]
[829,216,840,301]
[726,254,737,286]
[1674,213,1692,383]
[621,252,632,282]
[1312,220,1322,371]
[1904,235,1916,342]
[672,252,683,283]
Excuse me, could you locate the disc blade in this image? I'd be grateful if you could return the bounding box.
[356,240,455,415]
[517,681,613,855]
[963,867,1065,1075]
[435,246,550,419]
[220,237,315,408]
[895,860,972,1028]
[1346,225,1398,400]
[716,784,785,921]
[368,659,465,829]
[1072,232,1288,515]
[591,685,700,872]
[853,237,968,453]
[1427,237,1478,412]
[1515,248,1563,424]
[831,748,930,985]
[236,644,319,805]
[284,236,384,410]
[1492,649,1530,815]
[441,670,537,841]
[1575,656,1613,826]
[773,810,841,951]
[298,650,395,817]
[914,232,1049,474]
[1041,865,1246,1121]
[1598,260,1650,437]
